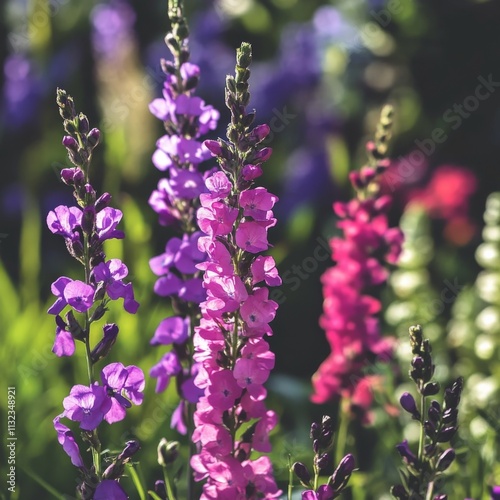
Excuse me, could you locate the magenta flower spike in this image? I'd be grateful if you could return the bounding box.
[311,105,403,424]
[190,42,282,499]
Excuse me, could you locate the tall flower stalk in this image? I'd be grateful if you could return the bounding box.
[48,89,144,498]
[311,105,403,428]
[147,0,219,445]
[190,42,282,499]
[392,325,463,500]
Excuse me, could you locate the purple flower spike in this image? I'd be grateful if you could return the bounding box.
[53,416,84,468]
[94,480,128,500]
[63,280,94,313]
[63,384,111,431]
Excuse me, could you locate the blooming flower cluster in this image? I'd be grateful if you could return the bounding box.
[311,105,404,423]
[147,1,220,435]
[48,89,144,498]
[189,43,282,499]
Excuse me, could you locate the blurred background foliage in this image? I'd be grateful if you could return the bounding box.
[2,0,500,498]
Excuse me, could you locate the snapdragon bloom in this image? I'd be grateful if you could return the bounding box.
[146,5,221,439]
[190,43,281,499]
[311,106,403,424]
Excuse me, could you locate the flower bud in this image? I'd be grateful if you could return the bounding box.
[95,192,112,213]
[315,452,331,471]
[292,462,311,487]
[437,426,457,443]
[82,207,95,235]
[157,438,179,467]
[91,323,119,363]
[87,128,101,149]
[423,382,440,396]
[62,136,78,151]
[76,113,89,135]
[399,392,420,419]
[328,453,355,493]
[204,140,223,157]
[65,310,85,340]
[436,448,455,472]
[252,147,272,163]
[118,440,140,460]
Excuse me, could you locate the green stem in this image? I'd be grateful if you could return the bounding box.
[425,480,434,500]
[335,397,350,465]
[163,467,177,500]
[287,455,293,500]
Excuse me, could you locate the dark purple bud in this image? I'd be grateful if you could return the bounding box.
[93,282,106,302]
[204,140,223,157]
[434,495,447,500]
[184,75,199,91]
[253,147,272,163]
[424,420,436,438]
[65,310,85,340]
[95,192,112,213]
[312,438,320,454]
[315,452,332,471]
[87,128,100,149]
[69,239,84,259]
[444,377,463,408]
[437,426,457,442]
[249,124,270,143]
[78,113,89,134]
[292,462,311,487]
[89,303,107,323]
[154,480,167,500]
[310,421,321,440]
[102,461,123,480]
[424,443,436,456]
[423,382,440,396]
[436,448,455,472]
[60,167,83,186]
[82,207,95,235]
[390,484,409,500]
[55,314,67,330]
[412,356,424,369]
[118,440,140,460]
[91,323,119,363]
[396,440,418,467]
[157,438,179,467]
[442,408,458,425]
[400,392,420,419]
[62,136,78,151]
[328,453,355,493]
[428,404,440,424]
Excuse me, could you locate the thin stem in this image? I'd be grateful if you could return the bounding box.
[287,455,293,500]
[425,480,435,500]
[163,467,177,500]
[335,397,350,465]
